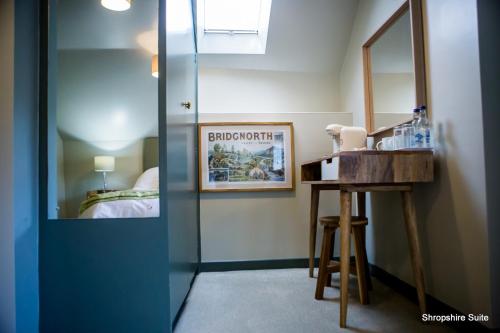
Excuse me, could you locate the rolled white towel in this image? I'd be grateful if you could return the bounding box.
[325,124,344,137]
[340,126,367,151]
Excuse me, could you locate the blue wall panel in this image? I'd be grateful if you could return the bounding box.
[40,220,170,333]
[40,0,172,332]
[39,0,199,332]
[165,0,199,325]
[13,0,40,331]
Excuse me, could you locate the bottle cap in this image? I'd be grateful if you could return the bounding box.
[418,105,427,110]
[413,107,420,113]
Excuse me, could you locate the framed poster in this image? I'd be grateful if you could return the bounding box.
[198,122,295,192]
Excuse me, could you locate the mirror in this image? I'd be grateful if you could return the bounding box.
[363,0,426,133]
[47,0,160,219]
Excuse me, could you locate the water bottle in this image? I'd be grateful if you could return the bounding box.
[419,106,432,148]
[411,107,423,148]
[412,105,432,148]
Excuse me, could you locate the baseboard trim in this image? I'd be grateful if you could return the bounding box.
[200,257,324,272]
[370,264,494,332]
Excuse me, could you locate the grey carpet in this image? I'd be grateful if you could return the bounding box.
[174,268,456,333]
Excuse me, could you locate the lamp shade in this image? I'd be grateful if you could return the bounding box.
[152,55,158,78]
[94,156,115,172]
[101,0,131,11]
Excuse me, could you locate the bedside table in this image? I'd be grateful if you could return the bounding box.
[86,189,117,199]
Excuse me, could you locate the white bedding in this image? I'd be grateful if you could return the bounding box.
[79,198,159,219]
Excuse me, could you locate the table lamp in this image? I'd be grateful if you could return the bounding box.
[94,156,115,191]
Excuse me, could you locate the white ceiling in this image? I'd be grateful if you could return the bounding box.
[198,0,359,73]
[57,0,359,74]
[57,0,158,50]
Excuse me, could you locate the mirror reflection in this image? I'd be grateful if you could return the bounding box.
[370,11,414,130]
[47,0,159,219]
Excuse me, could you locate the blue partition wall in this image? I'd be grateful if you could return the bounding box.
[165,0,200,325]
[39,0,199,332]
[0,0,40,332]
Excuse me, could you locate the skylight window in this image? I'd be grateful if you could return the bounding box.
[197,0,272,54]
[204,0,262,34]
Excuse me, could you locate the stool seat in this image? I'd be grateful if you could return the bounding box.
[319,216,368,227]
[315,215,371,305]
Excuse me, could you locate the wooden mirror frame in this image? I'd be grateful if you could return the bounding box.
[363,0,427,135]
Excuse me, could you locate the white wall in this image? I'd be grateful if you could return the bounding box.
[199,112,352,261]
[198,0,359,261]
[200,68,340,114]
[199,64,352,261]
[0,0,16,330]
[340,0,492,323]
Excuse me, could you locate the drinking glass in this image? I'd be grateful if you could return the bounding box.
[393,125,404,150]
[402,124,414,149]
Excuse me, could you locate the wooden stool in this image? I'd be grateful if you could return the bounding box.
[315,216,371,305]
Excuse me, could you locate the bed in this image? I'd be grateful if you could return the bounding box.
[79,166,159,219]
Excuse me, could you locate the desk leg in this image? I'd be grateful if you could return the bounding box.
[401,190,427,314]
[309,185,320,278]
[339,190,352,328]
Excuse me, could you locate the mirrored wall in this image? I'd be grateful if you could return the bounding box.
[47,0,160,219]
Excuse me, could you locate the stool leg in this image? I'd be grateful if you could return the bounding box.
[309,186,320,278]
[361,226,373,291]
[315,227,333,300]
[353,226,369,305]
[326,229,336,287]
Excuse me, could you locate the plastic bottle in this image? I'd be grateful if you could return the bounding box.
[411,107,423,148]
[419,105,432,148]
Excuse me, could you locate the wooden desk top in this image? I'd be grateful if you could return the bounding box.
[301,150,433,185]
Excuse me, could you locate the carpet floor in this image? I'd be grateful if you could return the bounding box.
[174,268,456,333]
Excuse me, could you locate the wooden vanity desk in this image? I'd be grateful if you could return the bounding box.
[301,149,433,328]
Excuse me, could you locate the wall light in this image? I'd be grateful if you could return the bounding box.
[151,55,158,78]
[101,0,131,12]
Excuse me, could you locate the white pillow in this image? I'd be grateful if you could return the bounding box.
[133,167,159,190]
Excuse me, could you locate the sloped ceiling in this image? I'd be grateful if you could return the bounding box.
[57,0,157,51]
[199,0,360,73]
[58,0,359,73]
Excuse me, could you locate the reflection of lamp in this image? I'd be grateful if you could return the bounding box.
[101,0,131,11]
[94,156,115,191]
[152,55,158,78]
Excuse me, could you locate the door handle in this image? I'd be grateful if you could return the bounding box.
[181,101,192,110]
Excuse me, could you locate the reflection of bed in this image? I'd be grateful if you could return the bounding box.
[79,167,159,219]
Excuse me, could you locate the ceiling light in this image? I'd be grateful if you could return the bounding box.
[101,0,131,12]
[151,55,158,78]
